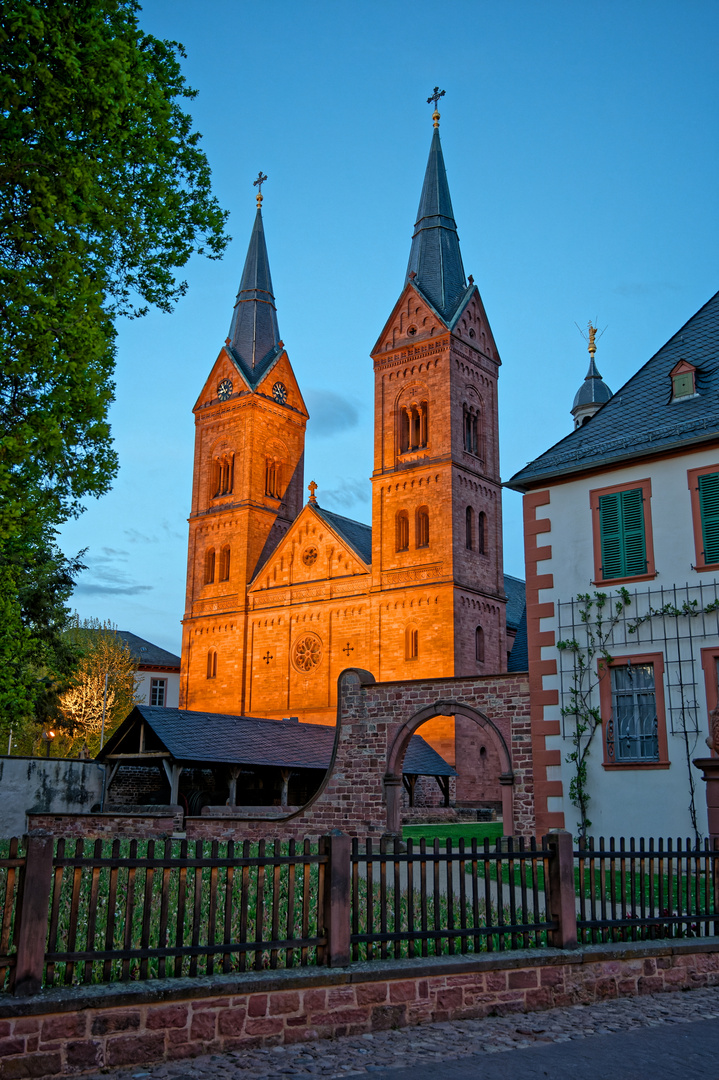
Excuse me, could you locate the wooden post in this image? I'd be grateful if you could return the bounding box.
[544,829,578,950]
[14,834,54,997]
[280,769,291,807]
[322,831,351,967]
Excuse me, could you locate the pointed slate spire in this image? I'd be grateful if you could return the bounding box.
[405,124,467,320]
[227,201,281,375]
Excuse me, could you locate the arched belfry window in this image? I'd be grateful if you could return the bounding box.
[219,545,231,582]
[405,626,419,660]
[396,511,409,552]
[475,626,484,663]
[398,397,429,453]
[207,650,217,678]
[416,506,429,548]
[204,548,216,585]
[265,458,282,498]
[478,512,486,555]
[213,453,234,497]
[466,507,473,550]
[463,404,481,457]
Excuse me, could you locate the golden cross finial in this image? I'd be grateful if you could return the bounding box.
[427,86,445,127]
[587,322,597,356]
[253,171,267,209]
[308,480,318,504]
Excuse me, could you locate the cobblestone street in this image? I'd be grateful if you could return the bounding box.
[81,985,719,1080]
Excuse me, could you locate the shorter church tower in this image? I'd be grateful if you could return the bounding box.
[180,178,308,713]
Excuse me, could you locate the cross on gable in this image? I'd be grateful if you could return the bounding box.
[427,86,445,108]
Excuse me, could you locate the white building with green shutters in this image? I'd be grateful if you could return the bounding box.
[508,292,719,841]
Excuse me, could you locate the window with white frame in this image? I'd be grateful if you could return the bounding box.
[150,678,167,707]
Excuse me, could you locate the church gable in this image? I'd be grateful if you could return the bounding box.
[249,504,370,594]
[449,288,501,364]
[255,352,308,417]
[371,283,448,357]
[193,347,251,412]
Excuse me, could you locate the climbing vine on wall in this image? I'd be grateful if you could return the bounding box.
[557,589,631,841]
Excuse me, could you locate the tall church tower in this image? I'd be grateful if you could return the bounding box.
[180,180,308,712]
[370,97,507,680]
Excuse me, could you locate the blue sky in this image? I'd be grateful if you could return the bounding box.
[59,0,719,654]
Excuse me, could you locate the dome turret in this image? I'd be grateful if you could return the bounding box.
[571,324,612,428]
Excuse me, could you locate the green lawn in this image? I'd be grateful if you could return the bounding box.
[401,822,504,844]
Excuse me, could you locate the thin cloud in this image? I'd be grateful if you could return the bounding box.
[124,528,159,544]
[304,389,360,437]
[75,582,154,596]
[320,477,370,510]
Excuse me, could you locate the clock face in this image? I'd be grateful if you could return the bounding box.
[272,381,287,404]
[217,378,233,401]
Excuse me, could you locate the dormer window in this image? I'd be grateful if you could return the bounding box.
[670,359,697,401]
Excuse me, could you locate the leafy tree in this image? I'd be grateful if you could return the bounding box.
[0,0,229,728]
[57,617,140,755]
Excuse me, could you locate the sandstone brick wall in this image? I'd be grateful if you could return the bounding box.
[2,942,717,1076]
[27,810,184,840]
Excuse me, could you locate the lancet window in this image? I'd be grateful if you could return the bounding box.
[475,626,485,663]
[416,506,429,548]
[219,545,231,582]
[207,650,217,678]
[405,626,419,660]
[478,512,487,555]
[204,548,216,585]
[466,506,473,549]
[396,511,410,552]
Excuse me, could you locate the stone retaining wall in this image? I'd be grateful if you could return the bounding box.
[2,940,718,1077]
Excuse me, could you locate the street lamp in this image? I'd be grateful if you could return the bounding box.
[41,730,56,758]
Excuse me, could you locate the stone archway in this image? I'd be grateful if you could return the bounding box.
[385,698,515,835]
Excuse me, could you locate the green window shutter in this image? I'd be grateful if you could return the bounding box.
[599,488,646,578]
[599,493,623,578]
[698,472,719,563]
[620,488,647,575]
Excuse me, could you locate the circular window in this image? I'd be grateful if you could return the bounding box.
[293,634,322,672]
[407,326,417,336]
[302,546,318,567]
[468,328,476,339]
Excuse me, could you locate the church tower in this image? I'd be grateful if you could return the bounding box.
[370,95,507,680]
[180,179,308,712]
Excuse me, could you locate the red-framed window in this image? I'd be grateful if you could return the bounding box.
[598,652,669,769]
[688,464,719,572]
[590,478,656,585]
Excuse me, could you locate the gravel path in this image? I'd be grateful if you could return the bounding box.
[82,985,719,1079]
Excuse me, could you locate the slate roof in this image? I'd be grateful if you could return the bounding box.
[115,632,180,669]
[101,706,456,776]
[226,207,282,387]
[313,505,372,564]
[508,291,719,490]
[405,127,467,322]
[507,607,528,673]
[503,574,526,633]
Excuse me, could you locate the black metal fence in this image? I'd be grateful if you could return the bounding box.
[575,836,719,943]
[2,832,719,996]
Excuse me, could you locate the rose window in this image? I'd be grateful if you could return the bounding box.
[293,634,322,672]
[302,546,318,567]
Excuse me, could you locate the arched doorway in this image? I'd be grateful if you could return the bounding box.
[384,698,515,835]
